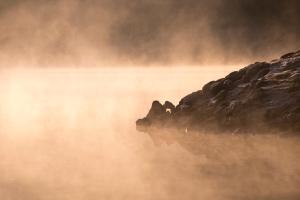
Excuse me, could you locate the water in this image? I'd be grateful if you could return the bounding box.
[0,67,299,200]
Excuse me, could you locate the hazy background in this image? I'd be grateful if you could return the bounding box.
[0,0,299,67]
[1,68,300,200]
[0,1,300,199]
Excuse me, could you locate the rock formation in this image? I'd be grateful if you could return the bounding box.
[136,51,300,135]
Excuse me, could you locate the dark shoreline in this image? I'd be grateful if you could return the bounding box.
[137,50,300,137]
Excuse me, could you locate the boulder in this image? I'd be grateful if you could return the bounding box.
[136,51,300,135]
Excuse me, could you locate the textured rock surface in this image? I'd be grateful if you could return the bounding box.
[136,51,300,135]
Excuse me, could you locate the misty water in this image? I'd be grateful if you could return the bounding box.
[0,67,300,200]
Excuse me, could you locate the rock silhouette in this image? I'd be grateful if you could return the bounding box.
[136,50,300,135]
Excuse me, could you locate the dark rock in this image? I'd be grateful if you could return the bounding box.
[163,101,175,113]
[146,101,165,119]
[225,71,243,82]
[136,51,300,136]
[280,50,300,59]
[179,90,202,106]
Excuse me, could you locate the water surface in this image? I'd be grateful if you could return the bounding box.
[0,67,299,200]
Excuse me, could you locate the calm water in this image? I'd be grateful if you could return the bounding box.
[0,67,299,200]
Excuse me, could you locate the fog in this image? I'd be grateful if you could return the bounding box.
[0,0,299,67]
[0,67,300,200]
[0,0,300,199]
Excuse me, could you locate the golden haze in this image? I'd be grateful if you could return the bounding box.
[0,67,300,199]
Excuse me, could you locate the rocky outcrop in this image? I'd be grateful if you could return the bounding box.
[136,50,300,135]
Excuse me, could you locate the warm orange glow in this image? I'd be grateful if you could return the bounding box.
[0,67,299,199]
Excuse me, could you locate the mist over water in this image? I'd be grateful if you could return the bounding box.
[0,67,300,200]
[0,0,299,199]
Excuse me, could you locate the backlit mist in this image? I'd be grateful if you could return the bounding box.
[1,68,300,199]
[0,0,300,199]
